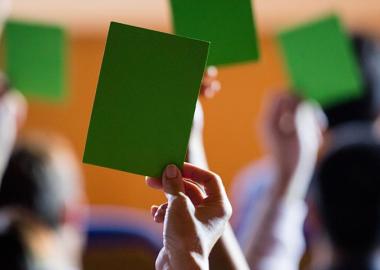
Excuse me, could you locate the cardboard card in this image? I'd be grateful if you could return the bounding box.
[4,20,66,101]
[170,0,259,66]
[278,15,363,107]
[83,22,209,177]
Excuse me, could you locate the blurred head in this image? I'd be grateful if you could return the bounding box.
[0,132,87,267]
[0,211,36,270]
[315,126,380,257]
[323,35,380,128]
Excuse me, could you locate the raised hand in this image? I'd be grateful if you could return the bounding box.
[146,163,232,270]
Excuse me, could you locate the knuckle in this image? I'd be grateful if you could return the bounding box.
[170,193,190,208]
[213,200,232,220]
[224,201,233,219]
[211,173,222,182]
[209,172,223,187]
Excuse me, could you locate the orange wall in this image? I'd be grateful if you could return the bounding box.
[22,34,287,210]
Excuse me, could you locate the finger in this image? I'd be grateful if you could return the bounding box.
[145,176,162,189]
[295,101,324,149]
[206,66,218,78]
[312,102,328,132]
[151,205,159,217]
[201,67,219,89]
[146,175,206,205]
[184,179,205,206]
[182,163,227,202]
[202,76,220,89]
[210,80,221,92]
[204,81,221,98]
[162,164,185,197]
[154,203,168,223]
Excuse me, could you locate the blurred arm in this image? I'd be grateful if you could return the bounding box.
[188,102,249,270]
[242,96,323,270]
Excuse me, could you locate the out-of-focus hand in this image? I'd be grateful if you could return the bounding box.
[0,90,27,178]
[263,93,323,177]
[146,163,232,270]
[188,66,220,168]
[200,66,221,99]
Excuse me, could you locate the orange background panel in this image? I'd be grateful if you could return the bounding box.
[22,35,287,210]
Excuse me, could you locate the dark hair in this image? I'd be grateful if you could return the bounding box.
[315,133,380,254]
[0,220,29,270]
[0,144,62,228]
[324,35,380,128]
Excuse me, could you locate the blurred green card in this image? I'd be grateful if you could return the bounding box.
[4,21,66,101]
[4,20,66,101]
[170,0,259,66]
[83,22,209,177]
[278,15,363,107]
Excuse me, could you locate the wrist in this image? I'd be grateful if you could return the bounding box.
[168,249,209,270]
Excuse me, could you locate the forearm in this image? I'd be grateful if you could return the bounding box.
[187,131,208,169]
[158,248,209,270]
[243,164,310,269]
[243,171,290,262]
[209,223,250,270]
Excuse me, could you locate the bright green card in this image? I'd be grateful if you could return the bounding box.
[278,15,363,107]
[4,20,66,101]
[83,22,209,177]
[170,0,259,66]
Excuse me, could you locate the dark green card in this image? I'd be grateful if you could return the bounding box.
[83,22,209,177]
[278,15,363,107]
[4,20,66,101]
[170,0,259,66]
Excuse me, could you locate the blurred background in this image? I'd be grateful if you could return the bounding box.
[9,0,380,208]
[4,1,380,269]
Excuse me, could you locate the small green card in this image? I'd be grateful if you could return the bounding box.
[170,0,259,66]
[278,15,363,107]
[83,22,209,177]
[4,20,66,101]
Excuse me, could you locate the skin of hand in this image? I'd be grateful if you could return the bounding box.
[188,66,220,169]
[146,163,232,270]
[245,93,324,267]
[262,93,324,187]
[0,90,27,179]
[200,66,221,99]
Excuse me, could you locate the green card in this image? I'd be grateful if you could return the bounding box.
[170,0,259,66]
[278,15,363,107]
[83,22,209,177]
[4,20,66,101]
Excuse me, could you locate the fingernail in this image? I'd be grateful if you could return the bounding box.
[207,66,218,77]
[165,164,178,179]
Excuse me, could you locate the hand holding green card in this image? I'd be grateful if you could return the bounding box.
[83,22,209,177]
[170,0,259,66]
[278,15,363,107]
[4,20,66,101]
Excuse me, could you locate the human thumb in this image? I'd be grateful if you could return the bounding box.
[162,164,185,198]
